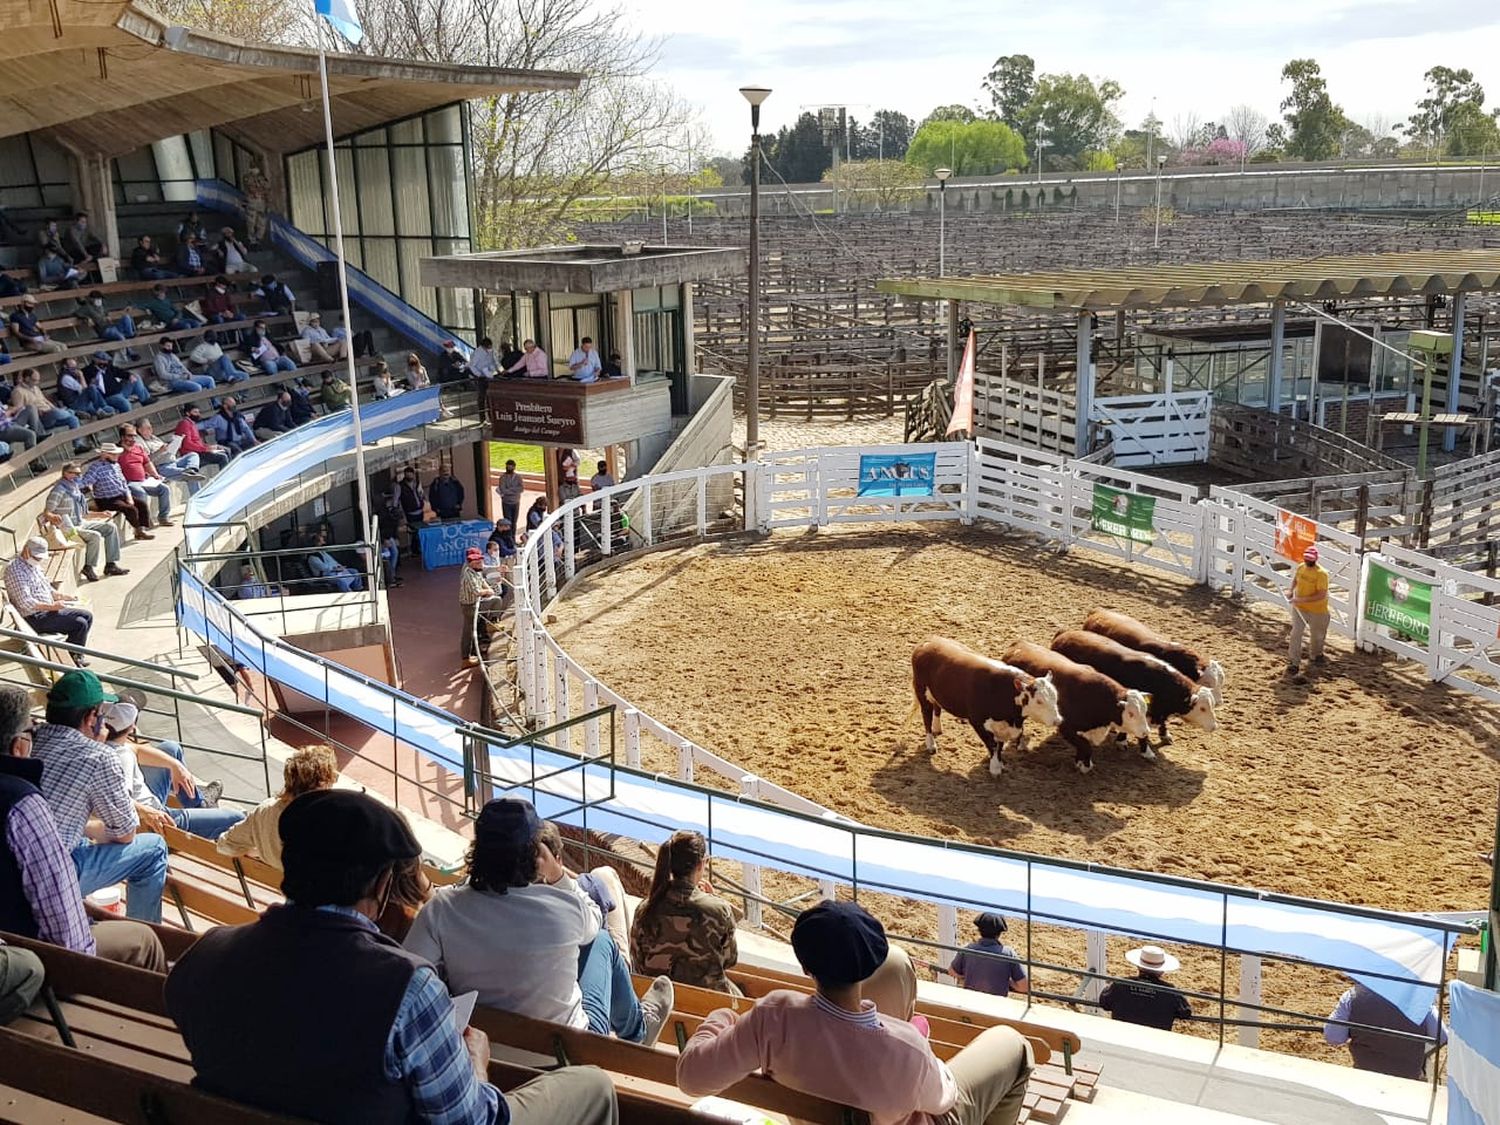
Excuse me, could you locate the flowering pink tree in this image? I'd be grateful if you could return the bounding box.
[1180,137,1249,166]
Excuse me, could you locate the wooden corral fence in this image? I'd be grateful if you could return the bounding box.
[975,365,1079,457]
[703,345,938,420]
[1208,404,1410,480]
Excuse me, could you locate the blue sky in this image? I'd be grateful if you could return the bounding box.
[622,0,1500,155]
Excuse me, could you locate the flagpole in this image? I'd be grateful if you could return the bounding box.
[316,43,375,578]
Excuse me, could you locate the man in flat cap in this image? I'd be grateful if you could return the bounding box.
[166,790,619,1124]
[678,898,1033,1125]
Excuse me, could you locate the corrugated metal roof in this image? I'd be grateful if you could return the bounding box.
[876,250,1500,311]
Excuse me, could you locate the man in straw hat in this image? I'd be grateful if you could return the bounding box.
[3,537,92,653]
[1099,944,1193,1030]
[1286,544,1330,674]
[679,898,1034,1125]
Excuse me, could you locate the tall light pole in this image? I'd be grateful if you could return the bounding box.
[740,85,771,460]
[1146,96,1157,170]
[935,167,952,277]
[1036,136,1047,184]
[1153,153,1166,249]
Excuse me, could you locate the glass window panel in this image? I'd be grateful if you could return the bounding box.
[30,135,70,189]
[427,145,468,238]
[287,151,325,235]
[152,137,195,187]
[661,285,679,309]
[448,286,476,332]
[425,105,463,144]
[187,131,215,180]
[516,294,536,343]
[214,132,235,183]
[355,127,387,147]
[0,137,35,188]
[392,147,431,236]
[355,147,395,235]
[632,286,661,312]
[0,187,38,207]
[361,238,400,295]
[41,185,71,207]
[397,241,438,317]
[332,146,359,236]
[575,307,601,345]
[390,118,423,145]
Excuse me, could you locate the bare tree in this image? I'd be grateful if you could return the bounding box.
[1226,104,1269,159]
[1170,111,1204,151]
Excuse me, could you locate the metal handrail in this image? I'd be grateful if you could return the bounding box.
[0,648,256,714]
[0,627,199,680]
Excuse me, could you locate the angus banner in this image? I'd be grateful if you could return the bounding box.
[857,452,936,497]
[1363,560,1433,644]
[1091,484,1156,544]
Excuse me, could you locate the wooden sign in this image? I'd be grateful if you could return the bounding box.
[488,384,585,444]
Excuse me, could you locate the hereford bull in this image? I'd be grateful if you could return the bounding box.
[1081,609,1225,704]
[1051,629,1217,756]
[1000,641,1150,773]
[911,637,1062,777]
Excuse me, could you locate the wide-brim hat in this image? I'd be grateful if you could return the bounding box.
[97,443,124,455]
[1125,944,1180,974]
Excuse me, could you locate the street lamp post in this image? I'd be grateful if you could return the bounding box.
[1036,137,1046,184]
[740,85,771,460]
[1153,153,1166,249]
[935,167,952,277]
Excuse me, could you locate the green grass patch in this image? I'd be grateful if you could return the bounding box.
[489,442,546,474]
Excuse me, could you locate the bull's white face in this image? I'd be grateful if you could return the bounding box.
[1186,687,1217,731]
[1019,673,1062,729]
[1199,659,1226,705]
[1120,689,1150,739]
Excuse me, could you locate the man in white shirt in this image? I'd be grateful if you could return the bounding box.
[567,338,601,383]
[504,340,551,379]
[300,313,347,362]
[469,337,499,380]
[404,798,672,1043]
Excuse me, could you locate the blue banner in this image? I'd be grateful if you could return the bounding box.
[1450,980,1500,1125]
[858,452,936,496]
[419,519,496,570]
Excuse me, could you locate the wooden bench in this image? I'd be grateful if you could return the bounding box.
[5,312,295,377]
[0,273,224,312]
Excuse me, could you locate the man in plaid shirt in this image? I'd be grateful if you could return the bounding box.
[29,671,168,923]
[81,445,157,539]
[3,537,93,652]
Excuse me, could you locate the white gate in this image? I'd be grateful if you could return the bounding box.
[1069,461,1207,581]
[1090,391,1212,467]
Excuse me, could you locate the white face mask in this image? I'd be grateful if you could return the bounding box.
[215,286,226,294]
[92,299,103,308]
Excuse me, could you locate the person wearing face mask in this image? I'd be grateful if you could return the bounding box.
[174,405,231,468]
[153,338,216,394]
[4,537,93,649]
[188,338,245,386]
[199,276,239,339]
[56,357,115,419]
[73,292,139,359]
[247,320,297,376]
[87,352,152,414]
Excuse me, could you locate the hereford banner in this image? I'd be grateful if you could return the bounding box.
[1363,560,1433,644]
[858,452,936,497]
[1091,484,1156,544]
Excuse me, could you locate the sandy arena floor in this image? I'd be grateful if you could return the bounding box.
[550,522,1498,1055]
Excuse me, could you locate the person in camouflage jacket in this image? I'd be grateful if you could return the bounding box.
[630,831,739,994]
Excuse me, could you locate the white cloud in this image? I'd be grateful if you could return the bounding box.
[619,0,1500,155]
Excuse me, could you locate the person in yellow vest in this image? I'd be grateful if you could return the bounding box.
[1287,545,1330,673]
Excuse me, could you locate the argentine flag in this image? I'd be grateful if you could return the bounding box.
[1449,980,1500,1124]
[315,0,363,42]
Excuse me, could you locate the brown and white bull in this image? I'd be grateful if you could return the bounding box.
[1081,609,1226,704]
[1000,641,1151,774]
[911,637,1062,777]
[1051,629,1217,756]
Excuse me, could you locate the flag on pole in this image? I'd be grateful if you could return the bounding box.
[945,329,975,437]
[315,0,363,42]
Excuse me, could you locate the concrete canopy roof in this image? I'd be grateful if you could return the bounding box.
[0,0,579,158]
[877,250,1500,312]
[421,244,749,294]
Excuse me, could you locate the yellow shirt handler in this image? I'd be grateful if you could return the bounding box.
[1287,545,1330,672]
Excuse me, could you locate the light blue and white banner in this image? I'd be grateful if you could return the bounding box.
[858,452,936,497]
[315,0,363,41]
[420,520,496,570]
[1450,980,1500,1124]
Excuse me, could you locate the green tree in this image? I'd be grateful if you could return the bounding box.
[905,119,1025,175]
[921,104,978,126]
[751,112,832,183]
[1082,150,1116,172]
[1446,102,1500,158]
[1279,58,1349,161]
[1017,73,1124,158]
[1406,66,1486,150]
[982,54,1035,132]
[867,110,915,160]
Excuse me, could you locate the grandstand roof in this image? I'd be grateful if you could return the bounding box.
[0,0,578,157]
[877,250,1500,312]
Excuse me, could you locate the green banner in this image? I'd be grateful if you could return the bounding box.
[1091,484,1156,544]
[1363,561,1432,643]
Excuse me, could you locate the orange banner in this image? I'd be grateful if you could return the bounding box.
[1274,509,1317,563]
[945,330,976,437]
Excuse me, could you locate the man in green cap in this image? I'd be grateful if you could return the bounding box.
[29,670,168,923]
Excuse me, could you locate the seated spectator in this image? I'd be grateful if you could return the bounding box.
[218,228,254,275]
[254,273,295,316]
[1325,979,1446,1081]
[486,518,516,561]
[469,337,499,381]
[602,351,625,379]
[253,391,296,442]
[230,561,278,600]
[630,830,738,993]
[36,245,83,290]
[168,789,620,1125]
[307,529,364,593]
[57,357,115,418]
[429,467,464,520]
[174,234,207,278]
[504,339,549,379]
[377,857,433,943]
[129,235,177,281]
[199,276,238,331]
[1099,945,1192,1031]
[153,337,216,394]
[61,213,102,273]
[0,685,166,971]
[43,460,128,583]
[948,913,1029,998]
[287,377,318,424]
[10,297,65,353]
[215,744,336,870]
[201,398,257,456]
[174,405,232,468]
[136,417,206,482]
[437,339,468,384]
[82,444,156,538]
[376,492,404,588]
[677,900,1034,1125]
[188,338,246,385]
[35,218,66,258]
[99,698,239,842]
[11,370,82,440]
[405,353,431,391]
[568,337,601,383]
[88,351,152,413]
[118,430,179,513]
[0,401,38,457]
[248,319,296,375]
[30,670,168,923]
[135,282,203,332]
[534,821,630,953]
[404,797,675,1046]
[301,313,347,362]
[4,538,93,651]
[73,292,138,358]
[371,361,400,400]
[176,210,207,246]
[321,370,352,411]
